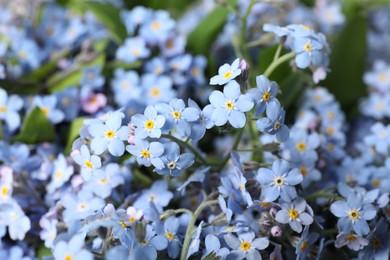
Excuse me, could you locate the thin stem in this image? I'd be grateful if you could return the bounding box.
[273,44,283,61]
[161,134,207,164]
[180,200,219,260]
[160,208,193,220]
[263,51,296,78]
[240,0,255,63]
[216,127,244,172]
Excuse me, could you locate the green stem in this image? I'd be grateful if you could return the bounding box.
[263,51,296,78]
[161,134,207,164]
[240,0,255,64]
[273,44,283,61]
[216,127,244,172]
[160,208,193,220]
[180,200,219,260]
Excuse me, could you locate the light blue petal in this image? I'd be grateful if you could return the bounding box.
[108,139,125,156]
[228,110,246,128]
[212,108,228,126]
[224,81,240,100]
[209,91,225,108]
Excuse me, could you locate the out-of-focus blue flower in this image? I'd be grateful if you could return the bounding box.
[160,35,186,57]
[189,55,207,85]
[32,95,65,124]
[335,233,369,251]
[275,198,314,233]
[88,112,128,156]
[154,142,194,176]
[0,245,31,260]
[218,195,233,223]
[53,233,93,260]
[186,221,204,259]
[0,88,23,131]
[11,39,41,69]
[256,100,289,142]
[144,57,167,75]
[156,98,199,137]
[248,75,278,116]
[290,155,321,189]
[224,231,269,260]
[210,58,241,85]
[0,201,30,240]
[131,105,165,139]
[364,122,390,154]
[121,6,152,34]
[61,190,105,224]
[47,154,73,193]
[359,218,390,259]
[71,144,105,181]
[363,60,390,92]
[209,80,253,128]
[39,218,58,249]
[330,192,377,236]
[140,10,175,44]
[126,139,164,169]
[133,180,173,212]
[257,159,303,202]
[116,37,150,64]
[111,69,142,106]
[142,74,176,105]
[284,127,320,161]
[55,87,79,121]
[80,66,105,90]
[186,99,213,141]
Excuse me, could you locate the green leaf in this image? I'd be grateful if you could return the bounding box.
[202,252,221,260]
[279,72,310,110]
[37,244,52,260]
[82,1,127,43]
[64,117,86,155]
[187,7,230,55]
[13,106,55,144]
[323,15,367,115]
[259,44,292,82]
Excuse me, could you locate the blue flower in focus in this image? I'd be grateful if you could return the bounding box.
[291,35,324,69]
[161,217,182,258]
[256,100,289,142]
[210,58,241,85]
[132,224,168,260]
[224,231,269,260]
[154,142,194,176]
[256,159,303,202]
[156,98,199,137]
[53,233,93,260]
[209,80,254,128]
[116,37,150,64]
[0,88,23,131]
[71,145,105,181]
[248,75,278,116]
[275,198,314,233]
[330,192,377,236]
[126,139,165,169]
[131,105,166,139]
[187,99,214,141]
[88,112,128,156]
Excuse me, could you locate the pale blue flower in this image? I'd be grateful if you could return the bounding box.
[126,139,164,169]
[154,142,194,176]
[210,58,241,85]
[0,88,23,131]
[31,95,65,124]
[131,105,166,139]
[275,198,314,233]
[116,37,150,64]
[248,75,278,116]
[224,231,269,260]
[256,100,289,142]
[133,180,173,212]
[47,154,73,193]
[0,201,30,240]
[71,145,105,181]
[53,233,93,260]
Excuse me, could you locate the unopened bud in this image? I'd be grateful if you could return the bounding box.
[271,225,283,237]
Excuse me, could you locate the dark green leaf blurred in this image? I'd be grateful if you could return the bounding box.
[64,117,86,155]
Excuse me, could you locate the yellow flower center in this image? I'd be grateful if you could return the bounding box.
[18,50,27,59]
[64,254,73,260]
[54,171,63,179]
[0,105,7,113]
[141,149,150,158]
[223,71,232,79]
[191,68,200,76]
[120,81,130,90]
[300,240,308,251]
[165,232,174,241]
[304,43,312,52]
[150,87,160,98]
[172,111,181,120]
[105,130,115,139]
[129,216,136,223]
[1,186,9,197]
[77,203,88,211]
[302,25,311,30]
[262,91,270,101]
[151,21,160,30]
[274,176,285,187]
[348,209,359,220]
[165,39,174,49]
[300,166,308,177]
[119,221,127,228]
[99,177,109,184]
[327,126,334,135]
[346,234,357,242]
[145,120,155,130]
[372,178,380,187]
[85,160,93,169]
[225,100,235,110]
[289,209,299,219]
[240,241,251,251]
[296,142,306,152]
[379,72,388,82]
[41,106,50,117]
[131,48,140,56]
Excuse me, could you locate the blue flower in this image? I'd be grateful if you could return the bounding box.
[224,231,269,260]
[55,87,79,121]
[330,192,377,236]
[154,142,194,176]
[209,80,254,128]
[116,37,150,64]
[53,233,93,260]
[295,226,319,259]
[131,105,166,139]
[39,218,58,248]
[0,201,30,240]
[111,69,142,106]
[32,95,65,124]
[156,98,199,137]
[363,60,390,92]
[80,66,105,90]
[335,233,369,251]
[71,145,105,181]
[0,88,23,131]
[142,74,176,105]
[133,180,173,212]
[364,122,390,154]
[248,75,279,116]
[88,112,128,156]
[132,224,168,259]
[284,127,321,161]
[186,221,204,259]
[162,217,182,258]
[256,100,289,142]
[210,58,241,85]
[275,198,314,233]
[359,218,390,259]
[291,36,324,69]
[47,154,74,193]
[256,159,303,202]
[126,139,165,169]
[140,10,175,44]
[204,234,230,259]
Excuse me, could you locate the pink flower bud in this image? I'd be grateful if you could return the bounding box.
[271,225,283,237]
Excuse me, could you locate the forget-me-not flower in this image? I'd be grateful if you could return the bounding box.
[256,100,289,142]
[126,139,165,169]
[210,58,241,85]
[224,231,269,260]
[131,105,166,139]
[116,37,150,64]
[53,233,93,260]
[275,198,314,233]
[0,88,23,131]
[71,145,105,181]
[248,75,279,116]
[209,80,254,128]
[154,142,194,176]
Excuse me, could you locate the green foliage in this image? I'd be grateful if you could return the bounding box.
[13,106,55,144]
[323,14,367,115]
[279,72,311,111]
[64,117,86,155]
[123,0,197,18]
[82,1,127,43]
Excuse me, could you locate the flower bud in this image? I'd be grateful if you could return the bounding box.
[271,225,283,237]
